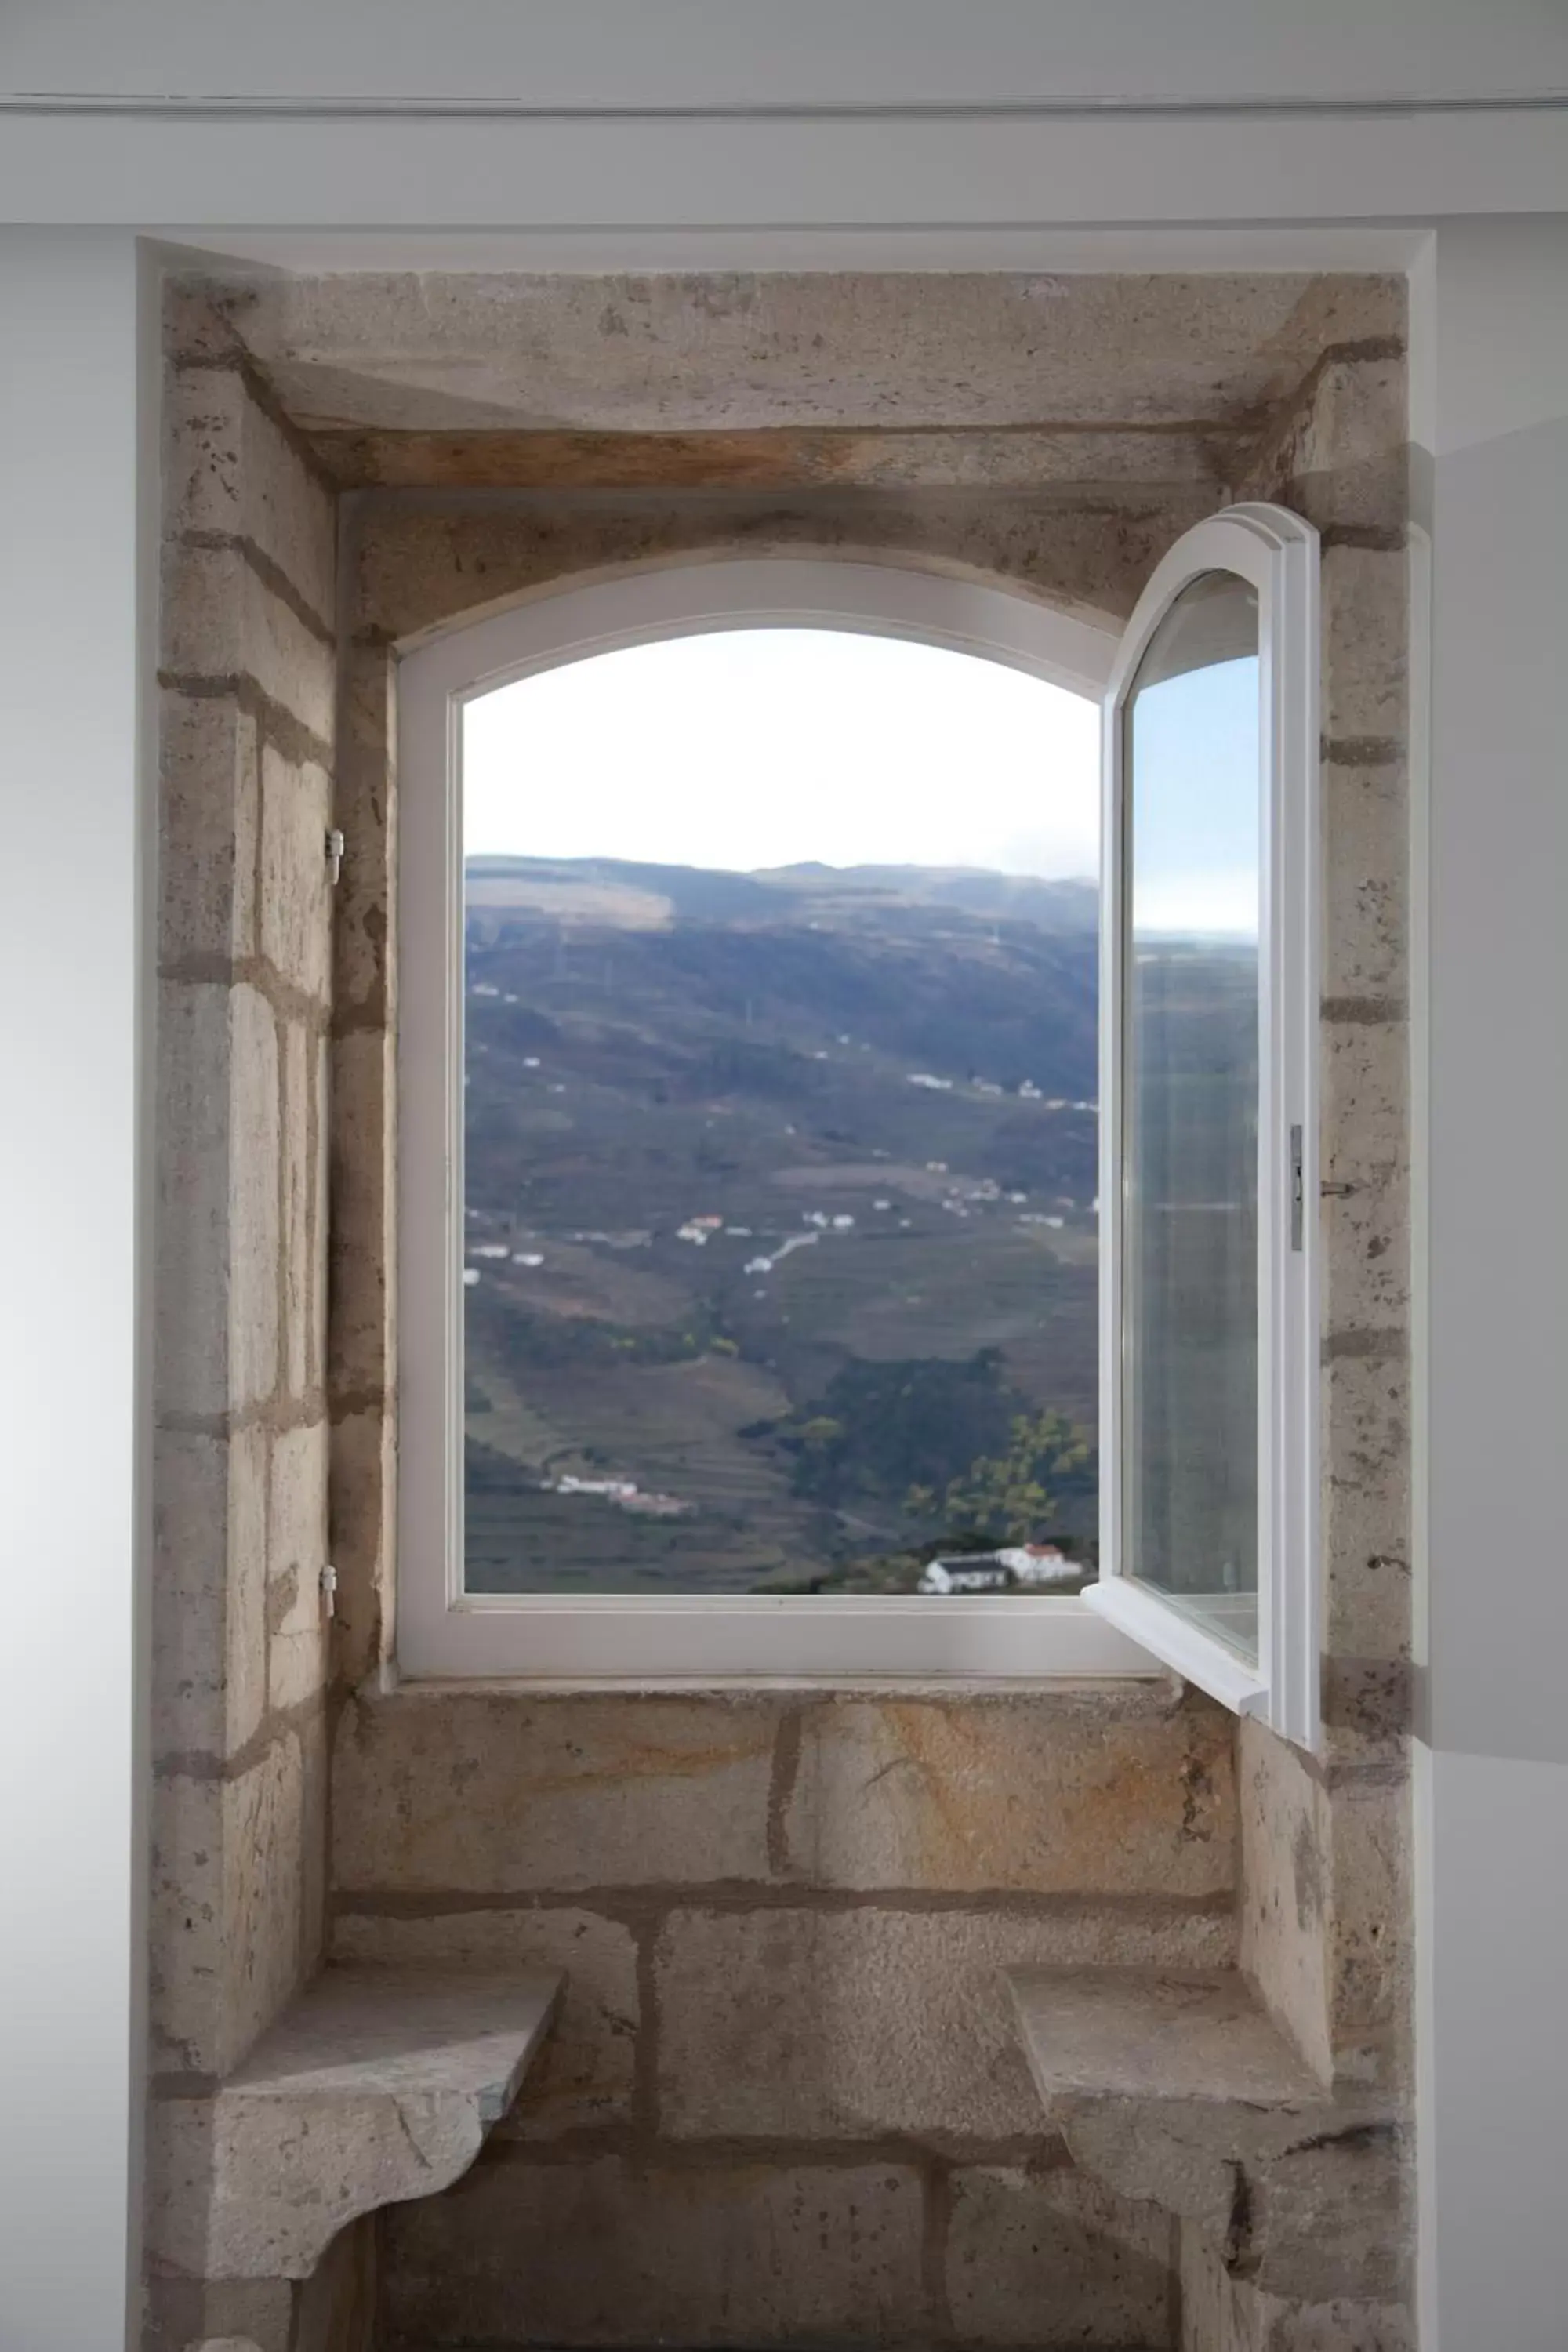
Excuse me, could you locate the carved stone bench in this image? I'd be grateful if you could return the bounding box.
[1007,1967,1410,2347]
[154,1964,561,2288]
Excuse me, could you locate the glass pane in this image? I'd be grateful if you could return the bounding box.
[1122,572,1261,1658]
[459,629,1104,1596]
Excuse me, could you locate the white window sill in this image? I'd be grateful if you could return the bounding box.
[394,1591,1167,1683]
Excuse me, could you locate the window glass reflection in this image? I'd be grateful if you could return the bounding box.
[1123,572,1261,1658]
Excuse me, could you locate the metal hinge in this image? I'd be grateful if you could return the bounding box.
[320,1563,339,1617]
[325,827,346,886]
[1290,1123,1305,1253]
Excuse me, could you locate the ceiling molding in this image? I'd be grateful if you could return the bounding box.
[5,89,1567,122]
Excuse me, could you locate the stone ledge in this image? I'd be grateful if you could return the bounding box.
[374,1671,1185,1709]
[1011,1965,1323,2107]
[1007,1968,1406,2307]
[158,1964,561,2282]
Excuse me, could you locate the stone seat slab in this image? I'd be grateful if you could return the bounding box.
[173,1965,562,2282]
[1006,1968,1406,2310]
[1008,1964,1325,2108]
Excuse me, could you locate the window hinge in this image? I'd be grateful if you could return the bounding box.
[1290,1123,1305,1253]
[320,1563,339,1617]
[325,827,346,887]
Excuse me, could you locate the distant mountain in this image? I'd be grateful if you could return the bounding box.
[465,854,1098,935]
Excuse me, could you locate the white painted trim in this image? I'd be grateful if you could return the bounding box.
[398,557,1120,697]
[416,1596,1162,1682]
[1097,503,1321,1751]
[397,556,1134,1680]
[1081,1575,1267,1716]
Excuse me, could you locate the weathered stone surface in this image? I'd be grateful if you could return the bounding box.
[278,1022,316,1401]
[1010,1966,1323,2109]
[155,980,280,1418]
[141,2267,294,2352]
[151,1731,307,2079]
[659,1904,1236,2142]
[1323,1349,1412,1660]
[1327,1778,1411,2073]
[310,1031,330,1390]
[267,1420,329,1714]
[350,491,1198,648]
[217,270,1403,437]
[1323,1017,1406,1197]
[1245,355,1408,538]
[327,1026,394,1401]
[162,540,336,746]
[1322,761,1407,1000]
[228,984,283,1411]
[329,643,395,1027]
[1050,2092,1404,2307]
[290,2211,378,2352]
[165,278,249,363]
[332,1690,777,1893]
[260,746,333,1004]
[1320,1658,1412,1776]
[165,365,337,632]
[1180,2225,1414,2352]
[318,420,1230,492]
[378,2153,927,2347]
[299,1701,331,1991]
[1238,1718,1332,2084]
[156,980,235,1419]
[151,1425,268,1768]
[1322,1163,1409,1337]
[327,1399,394,1688]
[1321,545,1406,746]
[782,1689,1235,1897]
[1005,1963,1406,2307]
[149,1967,561,2281]
[331,1905,638,2136]
[159,689,260,971]
[946,2163,1174,2348]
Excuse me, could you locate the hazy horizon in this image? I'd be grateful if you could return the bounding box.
[463,627,1102,880]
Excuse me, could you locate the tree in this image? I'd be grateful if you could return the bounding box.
[910,1410,1093,1548]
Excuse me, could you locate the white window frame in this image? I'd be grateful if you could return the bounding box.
[1081,504,1323,1750]
[395,555,1166,1681]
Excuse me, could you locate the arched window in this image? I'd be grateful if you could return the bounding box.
[397,538,1319,1740]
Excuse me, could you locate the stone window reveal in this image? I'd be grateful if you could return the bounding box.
[396,518,1323,1734]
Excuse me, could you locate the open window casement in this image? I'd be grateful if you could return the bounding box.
[1082,504,1322,1751]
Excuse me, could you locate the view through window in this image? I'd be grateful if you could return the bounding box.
[460,628,1102,1598]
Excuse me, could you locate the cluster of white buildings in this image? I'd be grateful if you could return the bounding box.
[550,1474,691,1519]
[917,1544,1081,1595]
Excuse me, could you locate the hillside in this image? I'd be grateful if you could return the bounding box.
[461,855,1102,1593]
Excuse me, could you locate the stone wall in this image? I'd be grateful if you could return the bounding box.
[140,267,1416,2349]
[144,287,340,2350]
[1229,332,1414,2106]
[332,1681,1235,2348]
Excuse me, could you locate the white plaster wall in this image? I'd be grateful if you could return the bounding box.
[5,0,1567,106]
[1,31,1566,2350]
[1414,213,1568,2352]
[0,230,156,2352]
[3,10,1567,238]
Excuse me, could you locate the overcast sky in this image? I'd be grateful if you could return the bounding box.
[462,628,1102,879]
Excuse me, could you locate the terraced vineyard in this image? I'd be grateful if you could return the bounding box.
[461,855,1102,1592]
